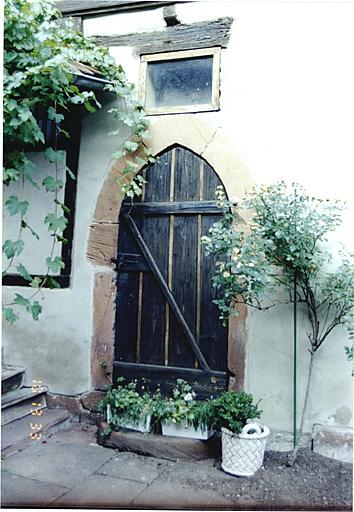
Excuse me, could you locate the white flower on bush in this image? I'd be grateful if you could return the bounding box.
[223,271,230,278]
[184,393,193,402]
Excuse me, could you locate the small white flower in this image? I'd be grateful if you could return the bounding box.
[248,263,255,267]
[184,393,193,402]
[223,271,230,278]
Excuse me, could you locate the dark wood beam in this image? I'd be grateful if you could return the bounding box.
[113,361,227,399]
[90,17,233,55]
[121,201,224,216]
[56,1,181,17]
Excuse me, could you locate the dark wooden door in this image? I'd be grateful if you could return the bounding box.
[113,146,228,398]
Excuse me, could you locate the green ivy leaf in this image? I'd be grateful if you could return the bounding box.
[3,308,18,325]
[47,106,64,123]
[16,263,32,281]
[112,150,125,160]
[65,166,75,180]
[42,176,64,192]
[23,158,39,189]
[44,213,68,232]
[44,148,65,164]
[5,195,29,216]
[45,256,65,273]
[29,301,42,321]
[3,167,20,183]
[2,239,24,259]
[30,276,43,288]
[124,140,139,153]
[21,220,40,240]
[54,199,70,214]
[14,293,30,307]
[44,276,61,289]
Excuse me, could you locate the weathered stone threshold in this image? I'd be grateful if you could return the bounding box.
[97,421,221,462]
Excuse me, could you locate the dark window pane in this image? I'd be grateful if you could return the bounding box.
[146,56,213,109]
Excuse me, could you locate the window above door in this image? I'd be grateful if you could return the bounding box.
[139,47,221,115]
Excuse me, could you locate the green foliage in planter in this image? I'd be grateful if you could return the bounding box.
[98,378,154,429]
[208,391,262,434]
[154,379,198,426]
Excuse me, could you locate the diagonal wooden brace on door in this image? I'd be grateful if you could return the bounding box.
[123,212,210,371]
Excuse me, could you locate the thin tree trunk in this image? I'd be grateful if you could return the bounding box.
[287,349,316,466]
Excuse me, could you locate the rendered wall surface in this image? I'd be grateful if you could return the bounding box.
[3,1,353,436]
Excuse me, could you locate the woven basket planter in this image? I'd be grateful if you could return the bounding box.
[221,423,270,477]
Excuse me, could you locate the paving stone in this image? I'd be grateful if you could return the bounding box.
[49,422,98,444]
[1,408,70,457]
[131,478,235,509]
[1,471,68,507]
[3,437,115,488]
[53,473,147,508]
[97,452,167,483]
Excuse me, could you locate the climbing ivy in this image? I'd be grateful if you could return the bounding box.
[3,0,151,323]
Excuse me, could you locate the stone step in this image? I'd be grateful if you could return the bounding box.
[1,388,47,426]
[1,365,26,395]
[1,386,48,409]
[1,408,71,458]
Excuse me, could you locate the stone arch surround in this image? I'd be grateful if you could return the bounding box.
[88,115,254,391]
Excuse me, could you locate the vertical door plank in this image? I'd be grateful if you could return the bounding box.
[200,162,228,370]
[169,213,198,367]
[200,214,228,371]
[115,215,141,362]
[168,148,200,368]
[139,151,171,365]
[174,147,200,201]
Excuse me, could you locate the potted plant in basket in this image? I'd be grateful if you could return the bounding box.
[99,378,154,433]
[155,379,214,440]
[210,390,270,477]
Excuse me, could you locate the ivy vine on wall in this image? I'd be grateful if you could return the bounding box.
[3,0,152,324]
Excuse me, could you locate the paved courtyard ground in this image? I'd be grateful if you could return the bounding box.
[1,423,352,510]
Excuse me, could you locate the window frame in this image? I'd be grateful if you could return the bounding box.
[2,108,81,289]
[139,47,221,115]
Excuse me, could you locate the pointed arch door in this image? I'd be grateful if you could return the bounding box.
[113,146,228,398]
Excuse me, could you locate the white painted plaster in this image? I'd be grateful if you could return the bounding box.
[83,7,165,37]
[3,1,353,435]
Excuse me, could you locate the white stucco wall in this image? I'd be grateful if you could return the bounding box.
[3,1,353,434]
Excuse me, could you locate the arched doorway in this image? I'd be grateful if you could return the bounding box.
[89,115,252,393]
[113,145,228,397]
